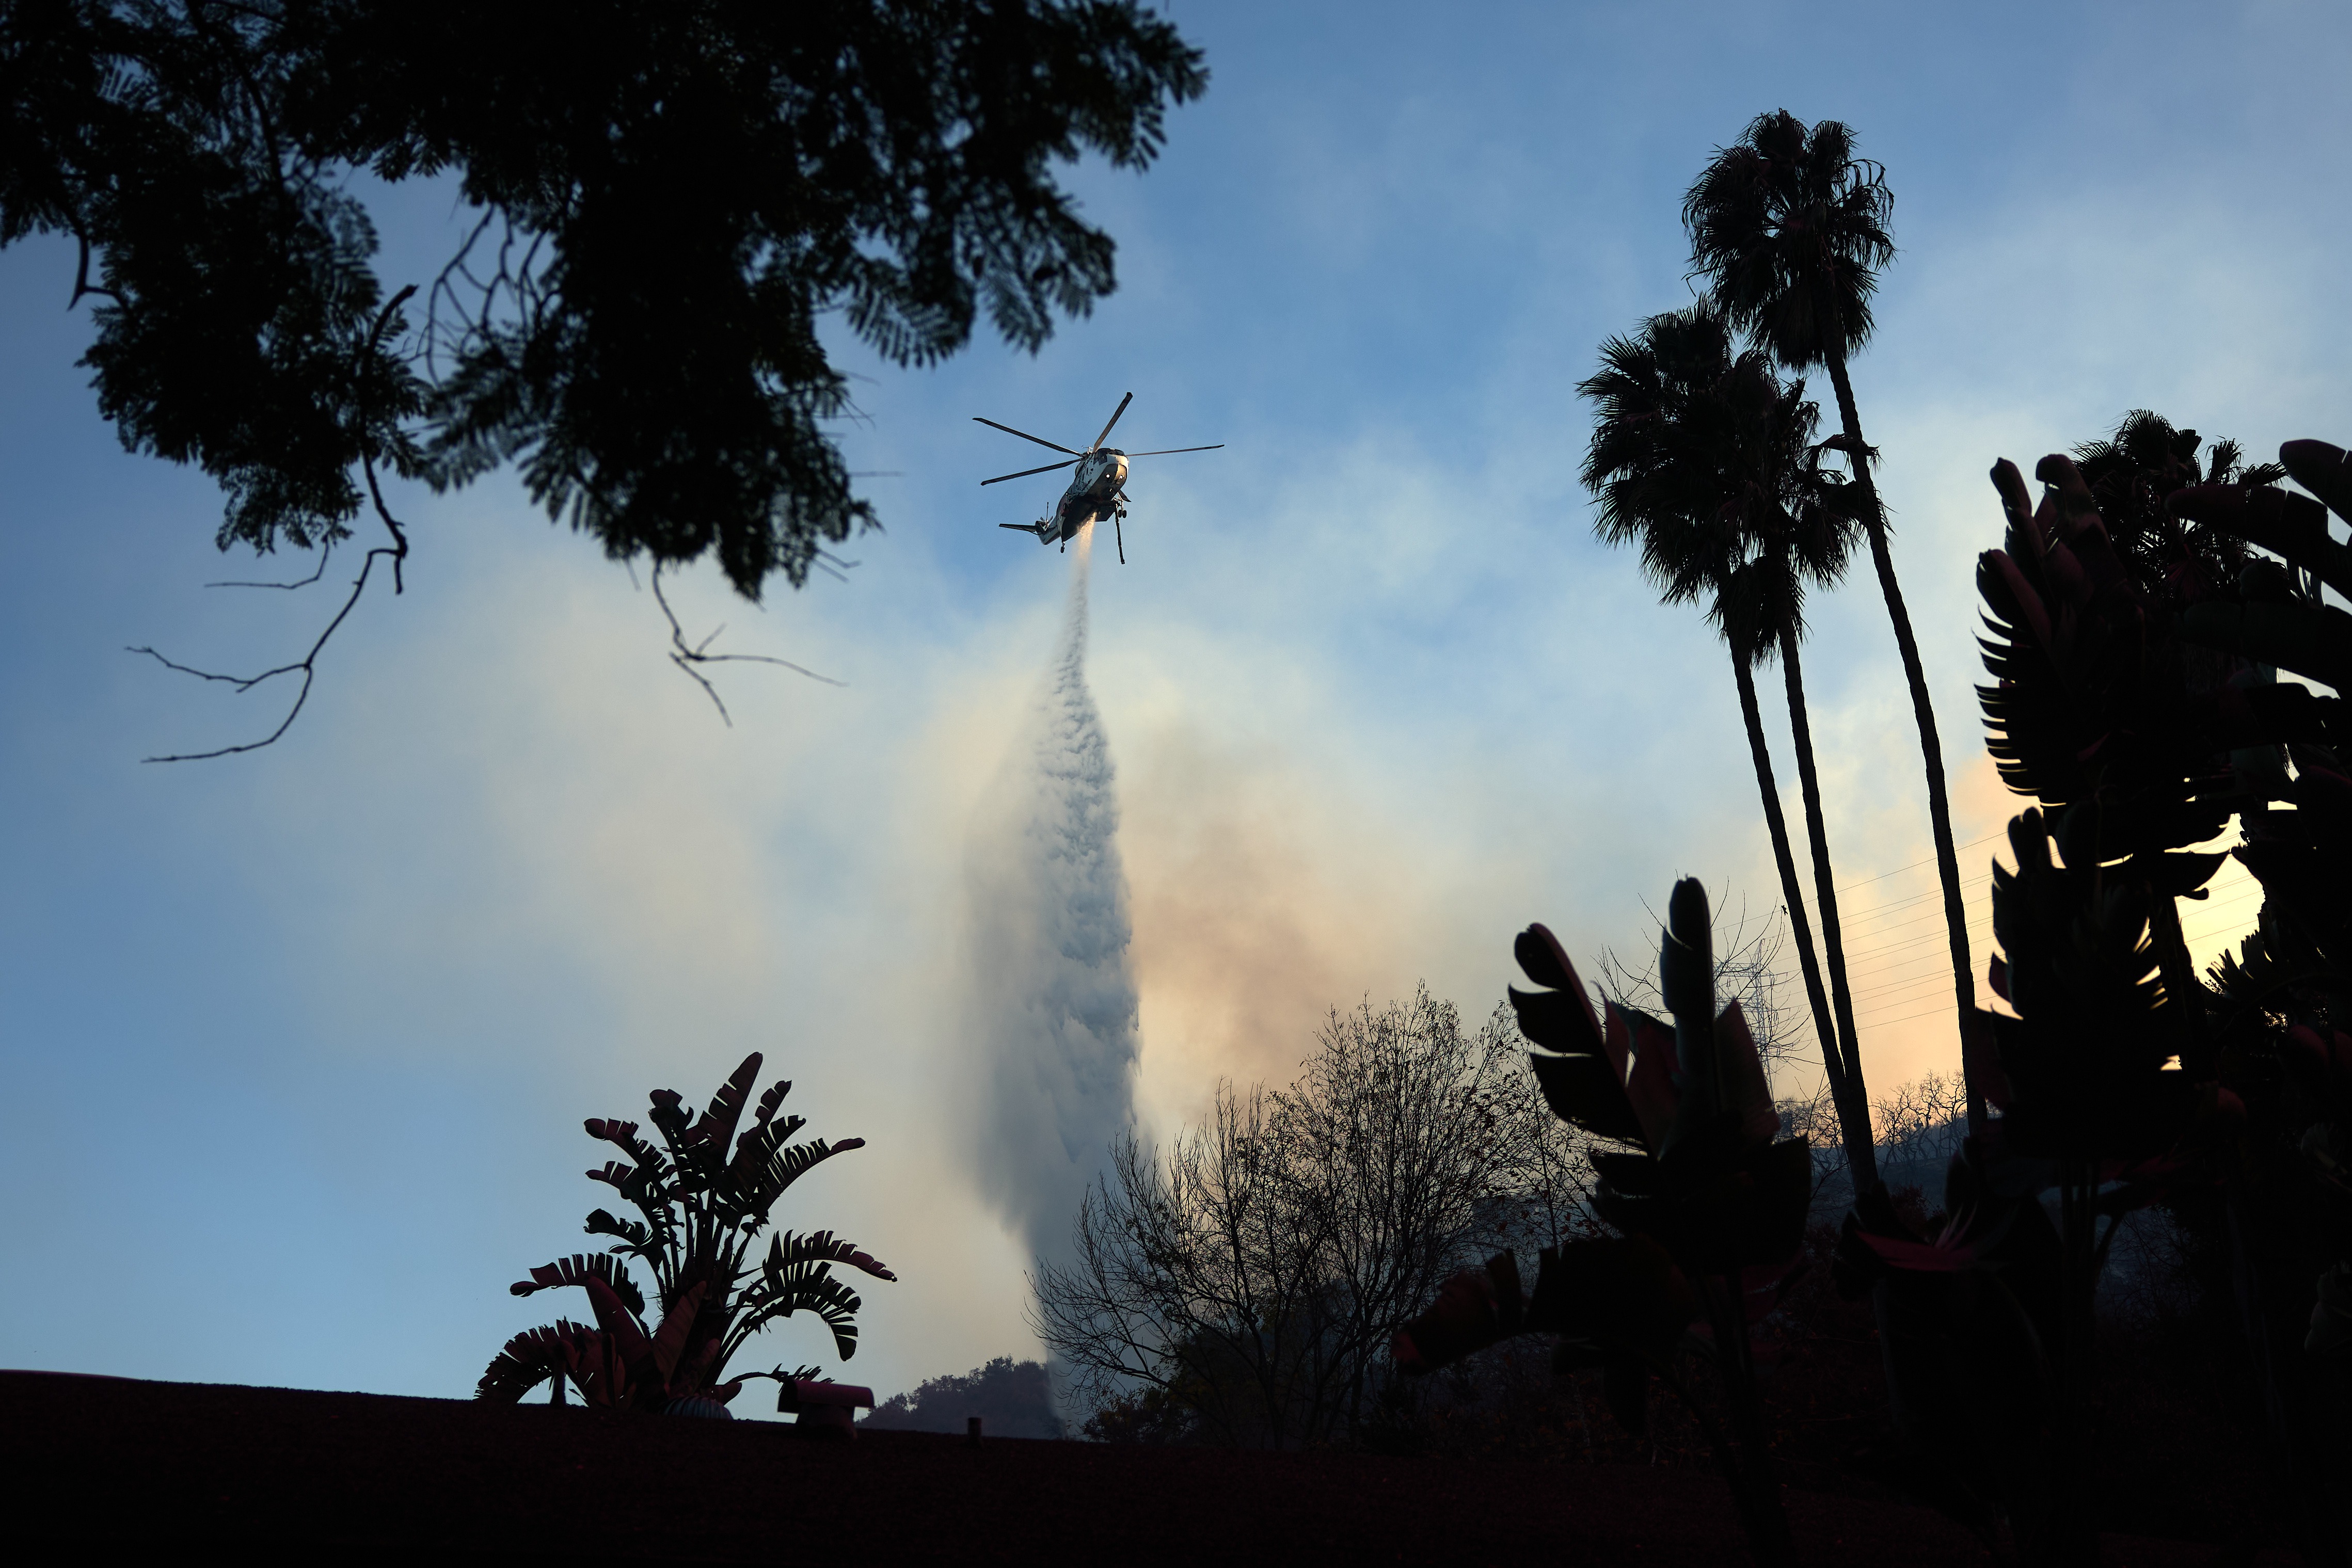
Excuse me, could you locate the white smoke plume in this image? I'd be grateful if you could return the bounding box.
[961,526,1141,1268]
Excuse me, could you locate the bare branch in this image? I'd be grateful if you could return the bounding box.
[649,563,845,726]
[135,285,417,762]
[69,231,122,308]
[205,546,332,589]
[133,545,384,761]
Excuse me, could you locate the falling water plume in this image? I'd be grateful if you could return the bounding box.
[962,524,1140,1270]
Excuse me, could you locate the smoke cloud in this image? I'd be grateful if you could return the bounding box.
[961,527,1141,1268]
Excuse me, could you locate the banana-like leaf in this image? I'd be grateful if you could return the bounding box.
[1714,1000,1778,1148]
[770,1227,898,1282]
[2170,483,2348,600]
[584,1208,653,1252]
[688,1053,764,1162]
[649,1279,709,1386]
[2181,599,2352,696]
[582,1273,654,1365]
[1510,924,1648,1145]
[752,1078,792,1127]
[740,1135,865,1218]
[2282,440,2352,525]
[512,1253,647,1320]
[646,1088,691,1148]
[740,1270,866,1362]
[1521,1235,1691,1354]
[585,1119,670,1183]
[476,1321,583,1402]
[1977,548,2092,808]
[1620,1006,1679,1151]
[738,1231,871,1359]
[727,1111,809,1190]
[1660,878,1718,1145]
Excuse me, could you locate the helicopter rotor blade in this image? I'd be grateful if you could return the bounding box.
[980,458,1080,486]
[973,417,1079,456]
[1089,392,1134,452]
[1125,444,1226,456]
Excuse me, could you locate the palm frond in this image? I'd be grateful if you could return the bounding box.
[1681,110,1893,370]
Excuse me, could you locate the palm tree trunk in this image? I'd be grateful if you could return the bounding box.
[1822,343,1984,1139]
[1781,626,1878,1193]
[1730,646,1859,1157]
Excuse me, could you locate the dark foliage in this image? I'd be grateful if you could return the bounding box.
[1395,886,1814,1565]
[1682,110,1893,379]
[2071,410,2286,604]
[862,1356,1064,1440]
[1824,436,2352,1562]
[477,1051,894,1414]
[1,1,1206,594]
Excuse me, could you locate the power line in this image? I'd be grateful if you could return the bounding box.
[1833,829,2010,895]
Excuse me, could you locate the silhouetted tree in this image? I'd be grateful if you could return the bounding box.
[2071,409,2287,602]
[1683,111,1979,1143]
[0,1,1205,750]
[1581,302,1878,1187]
[1033,990,1567,1449]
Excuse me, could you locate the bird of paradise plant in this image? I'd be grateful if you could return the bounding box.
[1835,438,2352,1564]
[476,1051,895,1415]
[1395,881,1812,1566]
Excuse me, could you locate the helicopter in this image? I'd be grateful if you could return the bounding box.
[976,392,1222,563]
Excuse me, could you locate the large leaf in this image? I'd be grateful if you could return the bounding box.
[2181,598,2352,696]
[1659,878,1718,1145]
[1511,923,1647,1145]
[584,1208,654,1253]
[1523,1047,1647,1146]
[1618,1005,1679,1150]
[1391,1253,1523,1374]
[1522,1235,1692,1354]
[688,1053,764,1165]
[649,1280,709,1387]
[772,1228,896,1282]
[582,1273,654,1367]
[512,1253,646,1320]
[733,1229,873,1360]
[2282,439,2352,526]
[738,1135,866,1219]
[2170,483,2348,599]
[727,1110,810,1191]
[475,1322,581,1403]
[1713,1000,1778,1147]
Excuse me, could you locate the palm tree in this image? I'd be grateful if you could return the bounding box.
[2072,409,2288,601]
[1580,305,1879,1188]
[1683,110,1980,1140]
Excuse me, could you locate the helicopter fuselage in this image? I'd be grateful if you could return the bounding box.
[1032,449,1129,544]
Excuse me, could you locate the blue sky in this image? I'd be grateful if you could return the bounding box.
[3,0,2348,1406]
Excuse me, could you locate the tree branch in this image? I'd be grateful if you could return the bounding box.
[205,545,332,589]
[650,563,844,727]
[135,286,417,761]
